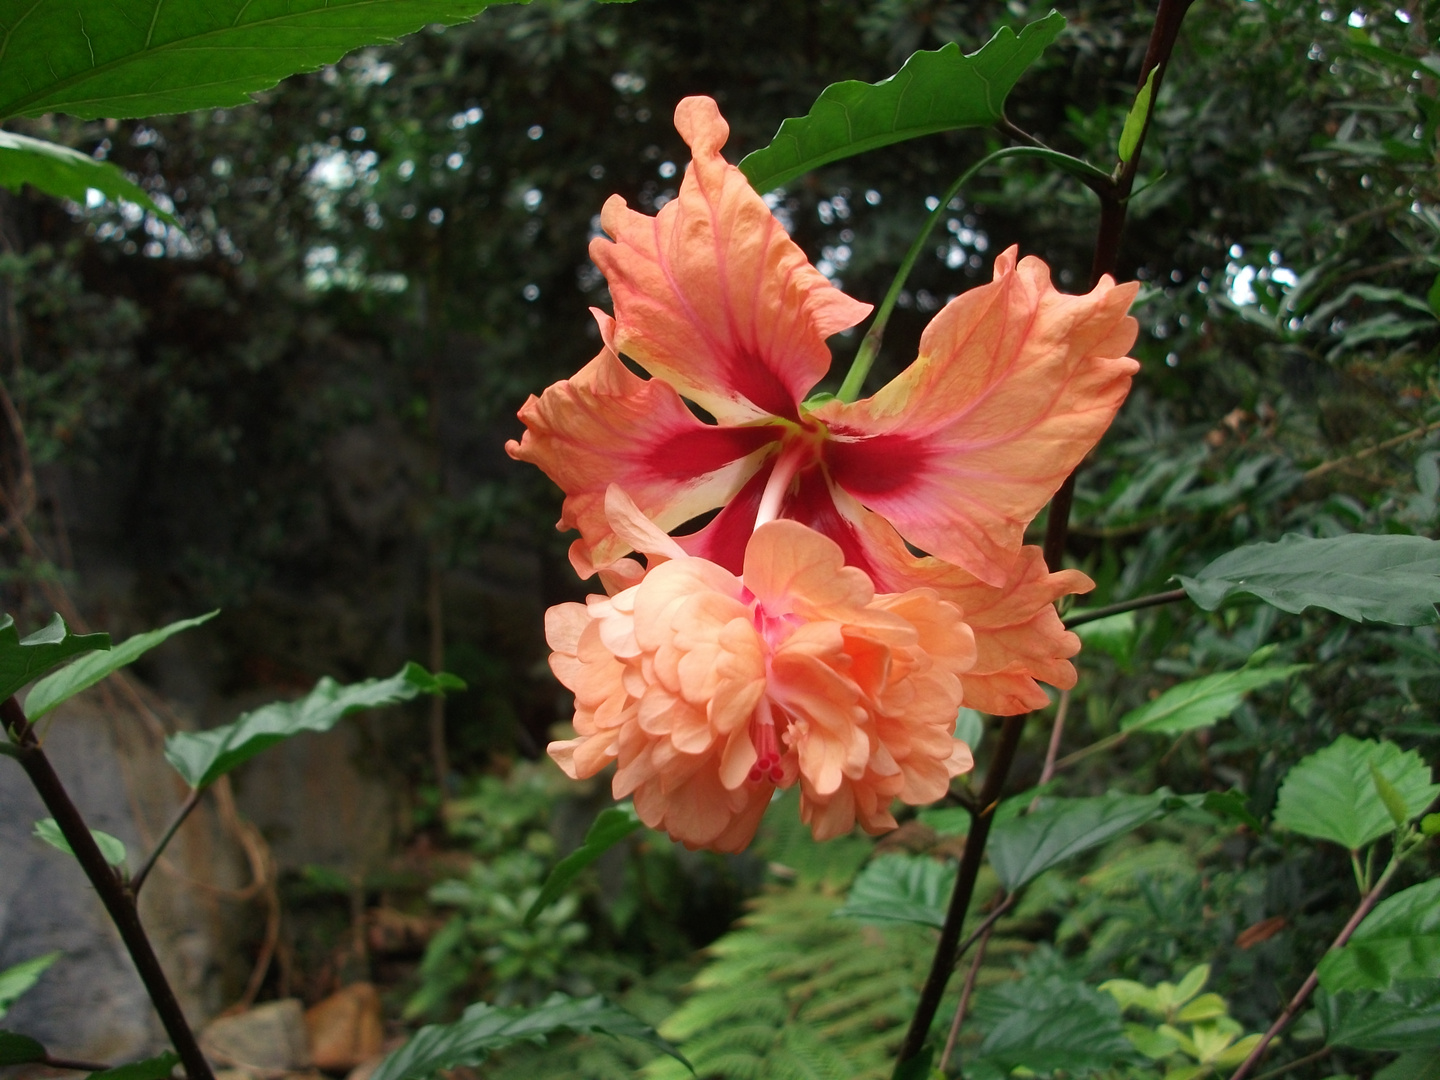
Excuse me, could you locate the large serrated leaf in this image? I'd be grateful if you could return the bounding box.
[164,662,463,790]
[370,992,689,1080]
[525,804,641,925]
[988,791,1188,891]
[833,853,956,928]
[1319,979,1440,1051]
[25,611,217,720]
[0,131,178,224]
[972,975,1137,1073]
[1178,534,1440,626]
[1119,664,1308,736]
[737,11,1066,192]
[0,1,524,122]
[1274,736,1440,850]
[0,614,110,706]
[1320,881,1440,993]
[0,953,60,1021]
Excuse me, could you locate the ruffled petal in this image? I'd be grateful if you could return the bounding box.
[590,96,872,424]
[848,504,1092,715]
[814,247,1139,586]
[507,310,780,571]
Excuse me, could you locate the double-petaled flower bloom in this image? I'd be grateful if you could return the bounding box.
[509,95,1140,851]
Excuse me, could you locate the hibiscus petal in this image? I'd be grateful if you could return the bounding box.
[507,309,779,571]
[815,247,1139,586]
[853,505,1092,715]
[590,96,872,424]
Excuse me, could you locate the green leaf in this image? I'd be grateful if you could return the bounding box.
[1274,736,1440,850]
[0,132,179,225]
[1319,881,1440,993]
[1201,789,1264,832]
[972,975,1137,1073]
[1428,273,1440,319]
[892,1047,935,1080]
[1372,762,1412,829]
[737,11,1066,191]
[1319,979,1440,1050]
[1118,66,1159,164]
[1422,814,1440,836]
[988,790,1181,890]
[0,614,110,706]
[0,1,525,122]
[1178,534,1440,626]
[370,992,690,1080]
[1072,611,1137,667]
[834,853,955,928]
[525,804,641,926]
[25,612,217,720]
[33,818,127,868]
[88,1052,182,1080]
[1376,1049,1440,1080]
[0,953,61,1021]
[1119,664,1308,736]
[164,662,462,790]
[0,1031,46,1066]
[954,707,985,751]
[917,805,972,836]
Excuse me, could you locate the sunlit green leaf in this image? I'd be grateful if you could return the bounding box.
[1119,664,1307,736]
[25,611,217,720]
[87,1052,182,1080]
[1179,534,1440,626]
[0,132,179,225]
[0,1,528,121]
[371,992,689,1080]
[0,614,110,707]
[1118,66,1158,164]
[0,953,61,1021]
[1319,979,1440,1050]
[33,818,127,868]
[988,791,1187,891]
[1372,762,1412,828]
[164,662,463,790]
[1274,736,1439,850]
[738,11,1066,191]
[0,1031,46,1066]
[834,853,955,928]
[525,804,641,926]
[1320,881,1440,993]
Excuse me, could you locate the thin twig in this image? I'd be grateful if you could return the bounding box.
[1227,857,1403,1080]
[1035,690,1071,800]
[130,787,202,897]
[42,1054,114,1073]
[939,914,998,1075]
[1064,588,1190,628]
[1302,418,1440,481]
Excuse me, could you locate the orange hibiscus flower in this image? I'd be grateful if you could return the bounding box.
[507,95,1139,594]
[546,488,976,851]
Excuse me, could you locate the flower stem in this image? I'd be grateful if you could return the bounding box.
[2,695,215,1080]
[130,786,202,898]
[836,147,1110,404]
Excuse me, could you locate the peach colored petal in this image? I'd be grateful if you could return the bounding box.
[507,309,779,571]
[590,97,872,424]
[742,519,876,618]
[813,247,1139,586]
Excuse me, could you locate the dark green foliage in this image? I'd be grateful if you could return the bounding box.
[0,614,109,704]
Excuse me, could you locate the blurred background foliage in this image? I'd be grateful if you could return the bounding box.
[0,0,1436,1074]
